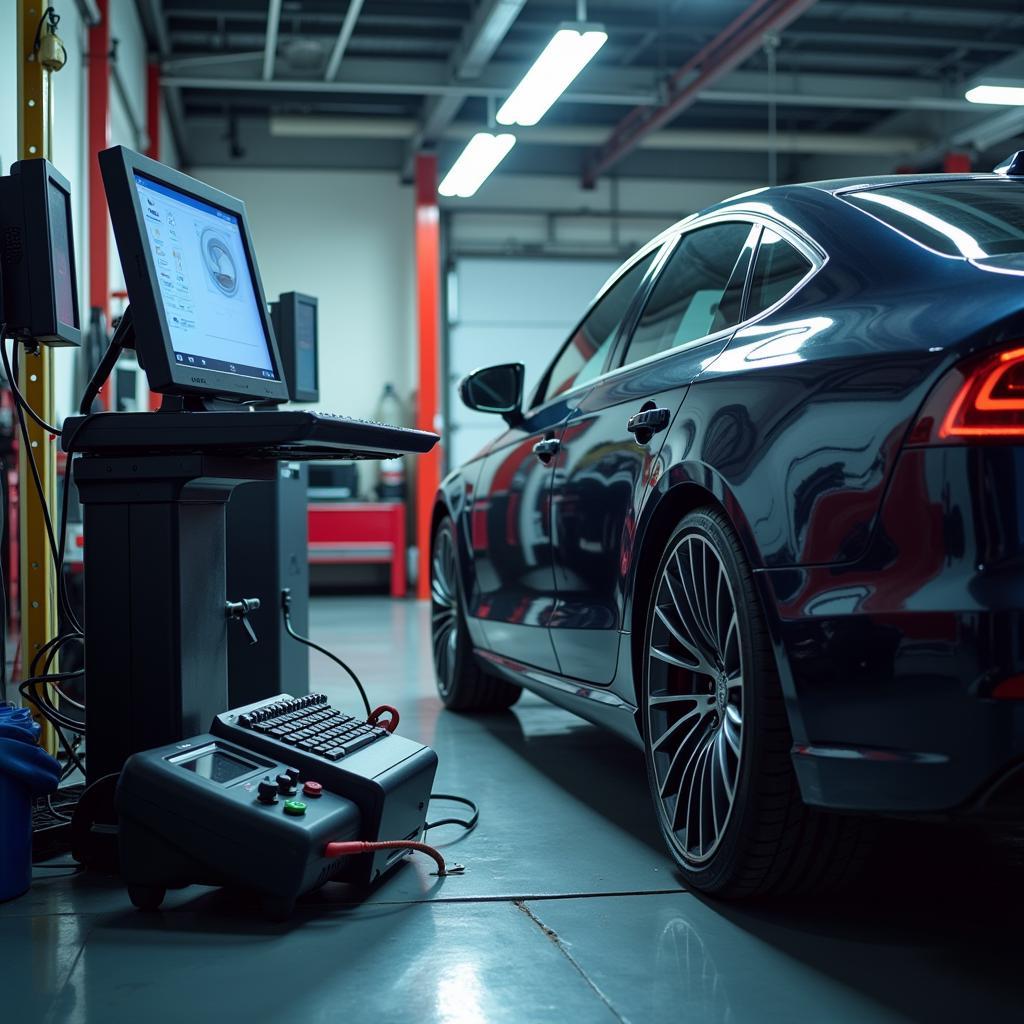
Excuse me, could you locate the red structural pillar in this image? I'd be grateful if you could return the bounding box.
[943,152,972,173]
[88,0,110,407]
[414,153,441,601]
[146,61,160,160]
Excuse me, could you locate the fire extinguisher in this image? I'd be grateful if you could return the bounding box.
[374,383,407,500]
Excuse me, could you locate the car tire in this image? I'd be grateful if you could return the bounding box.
[431,516,521,712]
[641,507,872,898]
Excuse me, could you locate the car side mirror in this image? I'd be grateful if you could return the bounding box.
[459,362,525,427]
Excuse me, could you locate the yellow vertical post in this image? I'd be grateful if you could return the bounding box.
[17,1,59,752]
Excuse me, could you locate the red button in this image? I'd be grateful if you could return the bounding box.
[303,780,323,798]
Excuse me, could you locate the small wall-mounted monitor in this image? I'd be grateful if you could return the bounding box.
[0,159,81,346]
[271,291,319,403]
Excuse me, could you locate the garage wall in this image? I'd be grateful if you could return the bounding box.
[447,257,621,467]
[191,167,417,422]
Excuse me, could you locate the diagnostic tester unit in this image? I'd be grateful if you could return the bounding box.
[60,148,444,915]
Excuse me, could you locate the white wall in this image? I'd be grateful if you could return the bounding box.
[192,167,417,421]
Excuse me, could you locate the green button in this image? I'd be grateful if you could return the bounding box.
[283,800,307,816]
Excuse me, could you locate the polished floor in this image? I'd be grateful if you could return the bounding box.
[5,596,1024,1023]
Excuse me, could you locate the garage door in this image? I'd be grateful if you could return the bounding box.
[446,257,621,467]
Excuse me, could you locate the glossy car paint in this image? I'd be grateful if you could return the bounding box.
[434,174,1024,817]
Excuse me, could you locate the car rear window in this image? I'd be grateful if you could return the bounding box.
[843,180,1024,258]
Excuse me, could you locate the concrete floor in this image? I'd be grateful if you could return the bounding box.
[5,595,1024,1023]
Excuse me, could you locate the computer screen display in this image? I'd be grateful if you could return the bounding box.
[295,297,317,394]
[47,177,78,330]
[132,172,279,384]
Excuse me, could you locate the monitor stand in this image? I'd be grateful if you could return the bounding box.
[74,452,277,787]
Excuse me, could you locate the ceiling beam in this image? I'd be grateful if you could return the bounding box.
[261,0,282,80]
[162,65,972,113]
[402,0,527,179]
[583,0,819,187]
[137,0,189,161]
[267,114,924,157]
[324,0,366,82]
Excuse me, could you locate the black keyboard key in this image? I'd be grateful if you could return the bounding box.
[298,740,317,751]
[313,744,330,755]
[341,734,376,755]
[325,748,343,761]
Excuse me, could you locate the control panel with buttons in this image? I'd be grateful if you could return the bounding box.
[116,696,437,919]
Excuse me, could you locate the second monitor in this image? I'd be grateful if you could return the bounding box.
[271,292,318,403]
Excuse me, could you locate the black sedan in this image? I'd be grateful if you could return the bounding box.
[430,164,1024,897]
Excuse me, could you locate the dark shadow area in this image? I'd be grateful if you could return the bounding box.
[700,821,1024,1022]
[472,704,667,856]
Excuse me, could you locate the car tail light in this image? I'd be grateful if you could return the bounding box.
[907,344,1024,444]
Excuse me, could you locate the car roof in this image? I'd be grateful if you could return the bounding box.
[795,171,1015,195]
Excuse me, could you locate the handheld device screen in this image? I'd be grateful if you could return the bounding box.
[132,172,279,383]
[179,748,258,784]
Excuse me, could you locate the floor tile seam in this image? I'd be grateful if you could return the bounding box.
[4,886,693,921]
[515,899,629,1024]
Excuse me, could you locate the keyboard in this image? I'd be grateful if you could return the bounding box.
[237,692,388,761]
[62,410,438,460]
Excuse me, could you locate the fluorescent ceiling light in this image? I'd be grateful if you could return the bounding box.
[438,133,516,198]
[497,25,608,127]
[966,84,1024,105]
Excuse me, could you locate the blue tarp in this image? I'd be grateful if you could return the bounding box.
[0,705,61,796]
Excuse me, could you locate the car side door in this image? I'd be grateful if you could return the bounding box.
[548,219,760,684]
[467,250,659,673]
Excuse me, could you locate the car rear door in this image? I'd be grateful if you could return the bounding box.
[548,219,759,684]
[467,250,660,673]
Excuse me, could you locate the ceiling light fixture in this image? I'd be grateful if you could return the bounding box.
[965,84,1024,105]
[438,132,517,198]
[496,24,608,127]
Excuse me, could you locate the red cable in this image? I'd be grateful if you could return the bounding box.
[368,704,400,733]
[324,839,450,876]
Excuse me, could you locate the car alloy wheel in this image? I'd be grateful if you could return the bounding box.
[646,531,743,866]
[430,520,460,698]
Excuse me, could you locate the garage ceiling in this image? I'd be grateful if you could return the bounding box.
[135,0,1024,183]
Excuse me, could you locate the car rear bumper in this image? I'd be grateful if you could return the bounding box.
[761,445,1024,818]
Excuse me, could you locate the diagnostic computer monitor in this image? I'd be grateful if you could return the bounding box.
[0,159,81,347]
[99,146,289,404]
[270,292,319,403]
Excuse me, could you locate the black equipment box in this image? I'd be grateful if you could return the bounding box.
[118,694,437,917]
[226,463,310,708]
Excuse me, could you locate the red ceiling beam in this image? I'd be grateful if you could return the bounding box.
[582,0,818,188]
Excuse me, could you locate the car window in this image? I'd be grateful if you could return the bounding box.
[621,222,753,368]
[539,251,656,403]
[747,228,812,317]
[842,180,1024,257]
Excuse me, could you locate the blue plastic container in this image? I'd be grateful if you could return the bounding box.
[0,769,31,902]
[0,705,61,903]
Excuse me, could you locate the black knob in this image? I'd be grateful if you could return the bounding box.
[285,767,300,784]
[276,773,296,795]
[257,780,278,804]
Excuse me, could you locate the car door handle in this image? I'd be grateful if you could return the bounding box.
[627,406,671,443]
[533,438,561,464]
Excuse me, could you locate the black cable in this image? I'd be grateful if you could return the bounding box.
[425,793,480,833]
[0,456,6,706]
[281,591,372,717]
[79,308,132,415]
[3,334,84,636]
[1,340,63,436]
